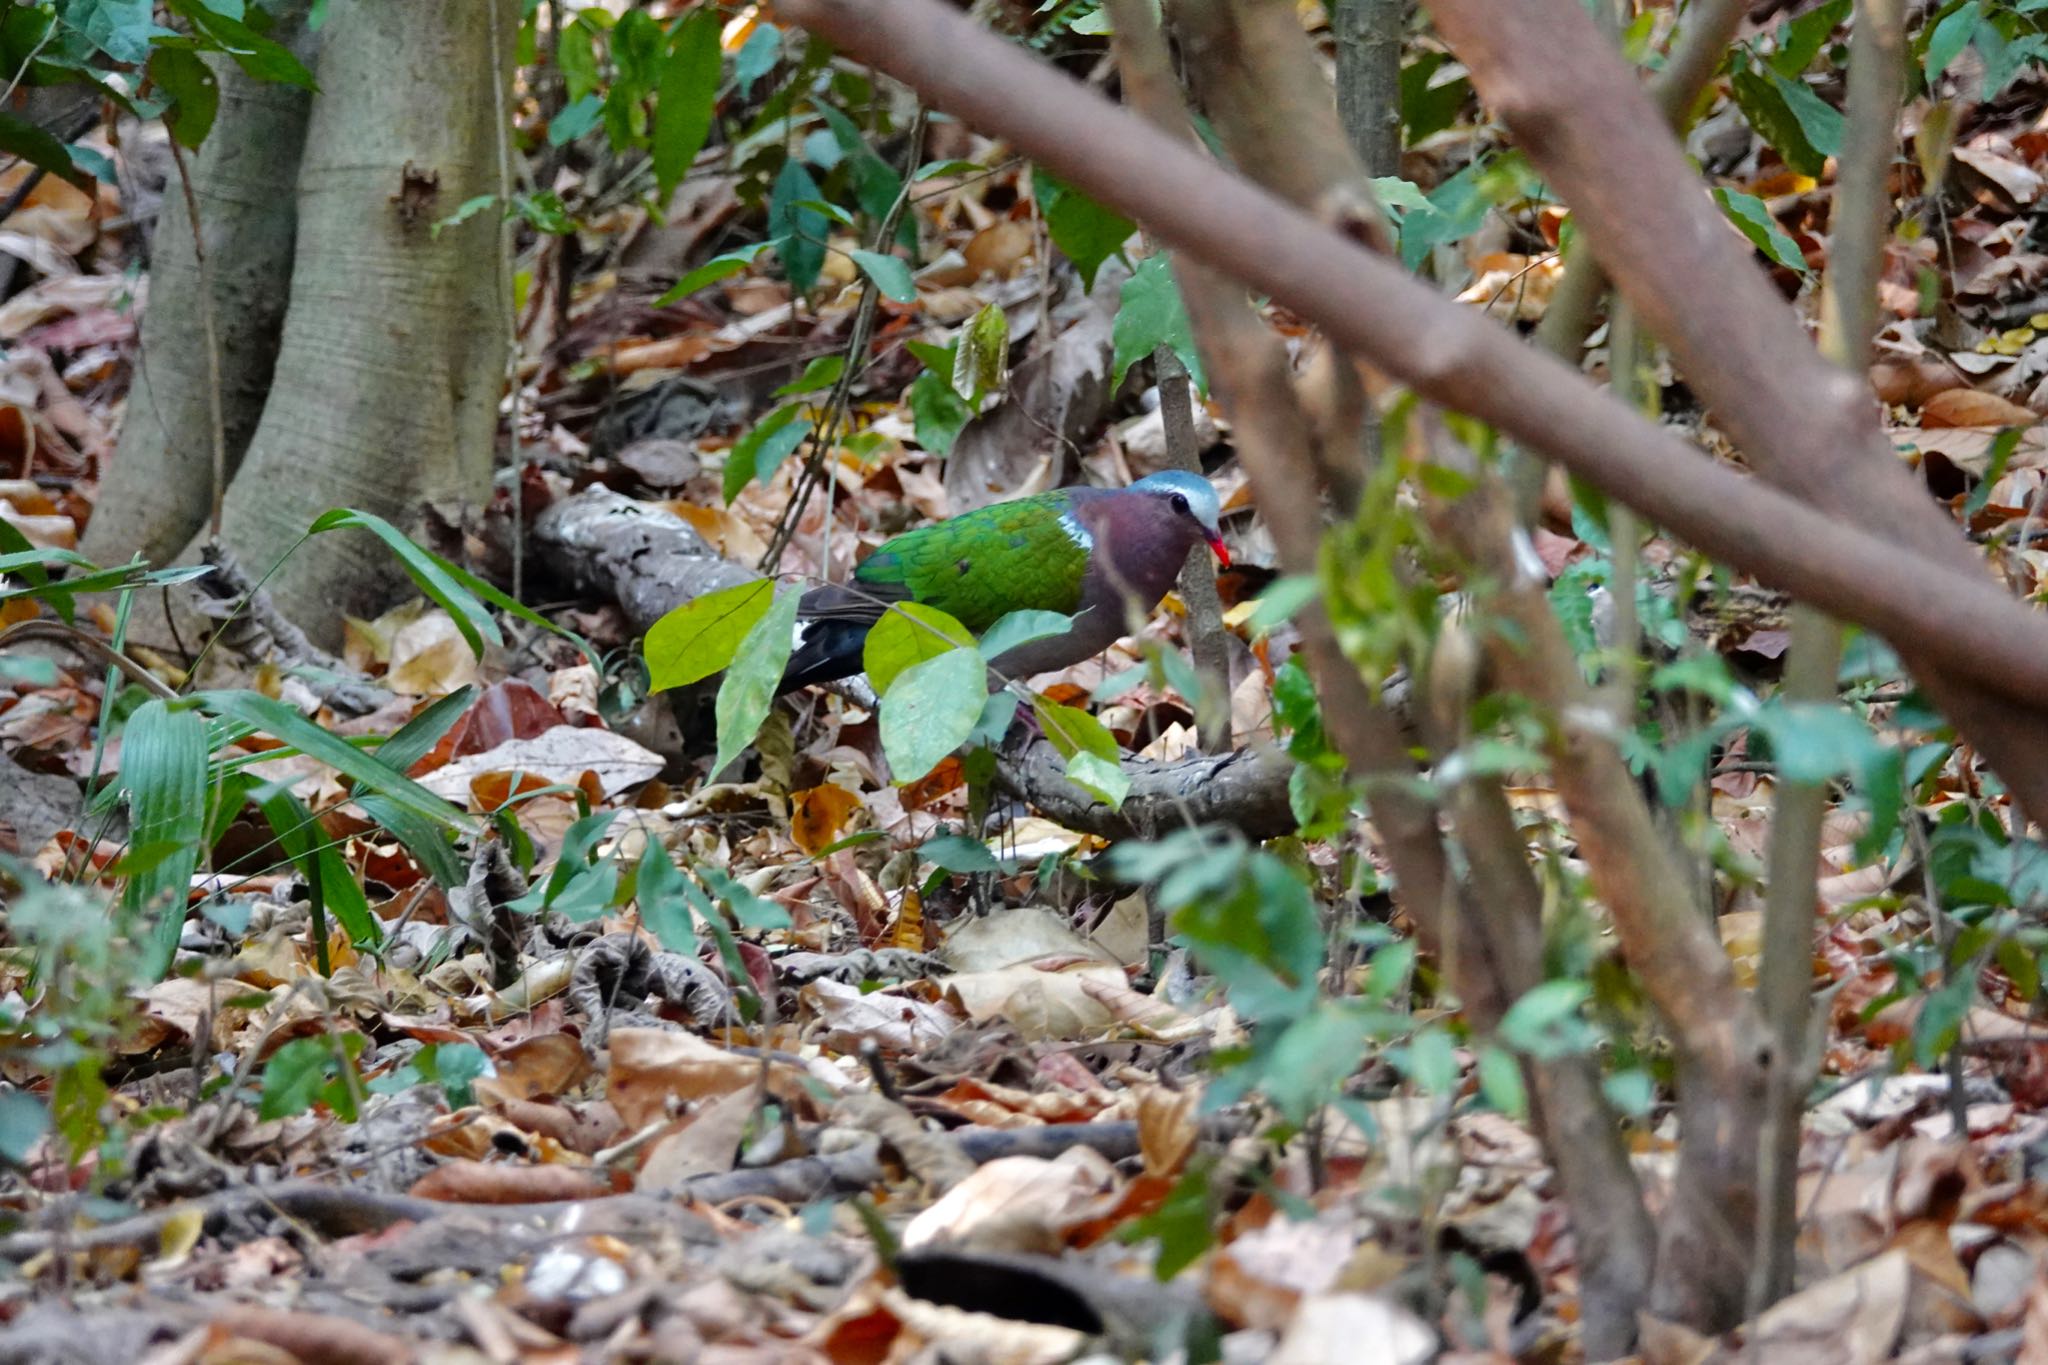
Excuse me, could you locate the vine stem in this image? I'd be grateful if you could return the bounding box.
[165,136,228,540]
[486,0,525,602]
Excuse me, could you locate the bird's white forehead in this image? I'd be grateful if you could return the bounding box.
[1131,469,1221,525]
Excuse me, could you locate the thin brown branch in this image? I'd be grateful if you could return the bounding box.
[1152,344,1231,752]
[165,137,229,540]
[1751,0,1907,1316]
[769,0,2048,749]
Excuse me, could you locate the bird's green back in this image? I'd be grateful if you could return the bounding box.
[854,490,1090,632]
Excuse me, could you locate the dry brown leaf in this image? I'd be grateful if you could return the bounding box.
[802,975,960,1053]
[417,726,663,803]
[789,782,863,855]
[1921,388,2041,429]
[406,1159,612,1204]
[899,1148,1119,1254]
[635,1088,754,1190]
[605,1027,811,1129]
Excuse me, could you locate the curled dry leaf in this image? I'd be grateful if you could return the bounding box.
[407,1159,613,1205]
[604,1027,815,1129]
[1920,389,2041,429]
[945,964,1125,1041]
[899,1148,1121,1255]
[418,726,664,803]
[801,975,961,1054]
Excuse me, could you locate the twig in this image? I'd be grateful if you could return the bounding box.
[1151,344,1230,751]
[1750,0,1906,1317]
[760,109,929,576]
[486,0,526,603]
[164,137,228,540]
[0,619,179,700]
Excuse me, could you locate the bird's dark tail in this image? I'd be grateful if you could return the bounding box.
[777,617,870,694]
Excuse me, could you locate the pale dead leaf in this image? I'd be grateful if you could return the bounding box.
[418,726,663,802]
[900,1148,1118,1254]
[635,1087,754,1190]
[801,975,961,1053]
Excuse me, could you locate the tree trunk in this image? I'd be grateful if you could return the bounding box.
[210,0,511,639]
[81,1,317,571]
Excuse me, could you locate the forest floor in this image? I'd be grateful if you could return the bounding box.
[1,13,2048,1364]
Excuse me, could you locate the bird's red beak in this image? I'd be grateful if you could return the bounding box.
[1206,532,1231,568]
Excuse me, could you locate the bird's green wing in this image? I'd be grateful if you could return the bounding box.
[854,491,1090,633]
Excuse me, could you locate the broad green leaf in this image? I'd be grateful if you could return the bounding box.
[1031,696,1119,763]
[921,832,1003,873]
[367,685,477,775]
[547,93,603,146]
[722,401,810,502]
[195,690,476,834]
[880,647,987,783]
[119,699,209,978]
[711,587,799,776]
[655,9,721,199]
[645,579,775,691]
[254,784,378,959]
[850,249,916,303]
[558,17,598,100]
[259,1034,363,1121]
[655,242,774,305]
[768,157,828,294]
[1769,0,1849,76]
[0,1090,49,1164]
[1712,187,1809,274]
[1035,169,1133,291]
[1730,67,1825,177]
[978,609,1073,661]
[773,353,846,397]
[865,602,975,695]
[1112,254,1205,394]
[1925,0,1980,82]
[1476,1045,1528,1119]
[1120,1167,1214,1280]
[952,303,1009,403]
[169,0,316,89]
[65,0,171,64]
[1065,750,1129,810]
[1401,1024,1460,1095]
[1765,66,1843,159]
[909,370,972,455]
[149,48,219,149]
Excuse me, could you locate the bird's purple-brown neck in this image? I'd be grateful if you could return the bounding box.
[1073,488,1205,608]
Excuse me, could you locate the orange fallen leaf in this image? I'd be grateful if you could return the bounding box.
[790,782,863,855]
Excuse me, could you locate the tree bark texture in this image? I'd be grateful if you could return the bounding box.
[83,1,317,571]
[210,0,513,640]
[1333,0,1404,177]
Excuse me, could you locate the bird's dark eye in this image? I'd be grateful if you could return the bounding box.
[1170,493,1189,515]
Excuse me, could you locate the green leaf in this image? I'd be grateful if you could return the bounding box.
[1246,576,1319,636]
[254,783,379,958]
[637,841,699,954]
[700,863,792,930]
[734,21,780,95]
[654,9,721,201]
[849,248,915,303]
[711,588,799,776]
[881,647,988,783]
[1064,750,1129,810]
[1769,0,1850,76]
[0,112,87,187]
[908,371,972,455]
[1035,169,1133,291]
[1401,1024,1460,1095]
[921,832,1003,873]
[169,0,316,89]
[119,699,209,978]
[656,242,774,306]
[953,302,1009,403]
[979,609,1073,661]
[865,602,975,695]
[307,508,501,656]
[1120,1166,1214,1280]
[259,1034,363,1121]
[196,690,476,834]
[64,0,171,64]
[547,92,603,146]
[1399,52,1471,145]
[1764,67,1843,160]
[723,401,810,502]
[558,17,598,101]
[1730,67,1826,178]
[1031,696,1120,763]
[768,157,828,294]
[1112,254,1205,394]
[1925,0,1980,82]
[148,46,220,149]
[1498,980,1597,1061]
[646,579,776,691]
[0,1089,50,1163]
[1712,187,1809,273]
[773,353,846,397]
[1475,1045,1527,1118]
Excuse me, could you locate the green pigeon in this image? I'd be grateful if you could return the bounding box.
[779,470,1230,692]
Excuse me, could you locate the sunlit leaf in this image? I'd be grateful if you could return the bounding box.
[711,587,798,776]
[645,580,775,691]
[881,647,987,783]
